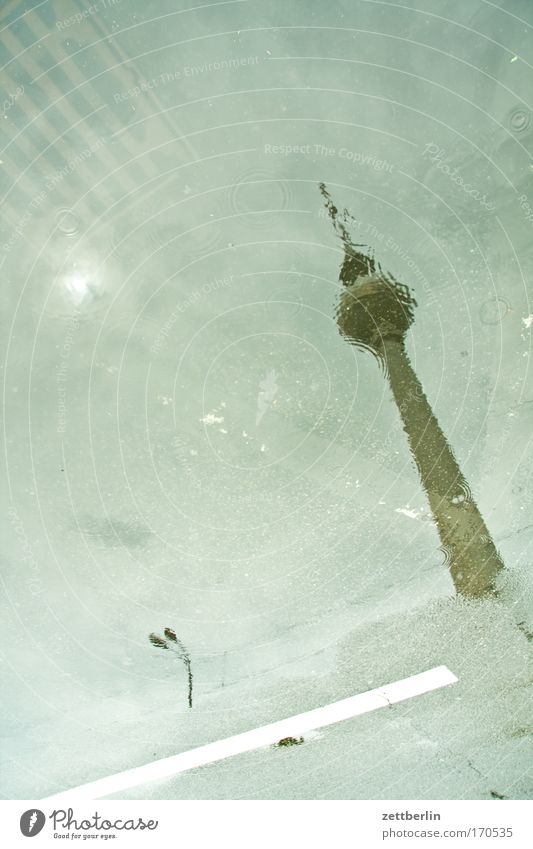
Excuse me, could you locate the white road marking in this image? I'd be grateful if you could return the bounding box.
[43,665,457,801]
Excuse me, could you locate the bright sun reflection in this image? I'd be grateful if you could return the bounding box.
[64,270,97,304]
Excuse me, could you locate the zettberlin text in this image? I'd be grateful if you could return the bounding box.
[382,810,440,821]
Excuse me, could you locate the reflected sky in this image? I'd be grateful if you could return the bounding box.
[0,0,532,801]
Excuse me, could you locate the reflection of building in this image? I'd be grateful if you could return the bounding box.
[321,183,504,598]
[0,0,198,237]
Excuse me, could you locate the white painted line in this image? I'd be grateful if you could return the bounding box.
[42,665,457,801]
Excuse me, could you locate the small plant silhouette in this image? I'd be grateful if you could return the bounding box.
[149,628,193,708]
[275,736,304,747]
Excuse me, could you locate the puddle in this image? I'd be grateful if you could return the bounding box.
[1,0,531,803]
[320,183,504,598]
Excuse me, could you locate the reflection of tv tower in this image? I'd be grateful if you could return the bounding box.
[320,184,504,598]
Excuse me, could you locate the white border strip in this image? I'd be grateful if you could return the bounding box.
[43,665,457,801]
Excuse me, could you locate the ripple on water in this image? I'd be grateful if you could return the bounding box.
[227,168,292,230]
[508,106,531,134]
[479,296,511,325]
[55,208,80,236]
